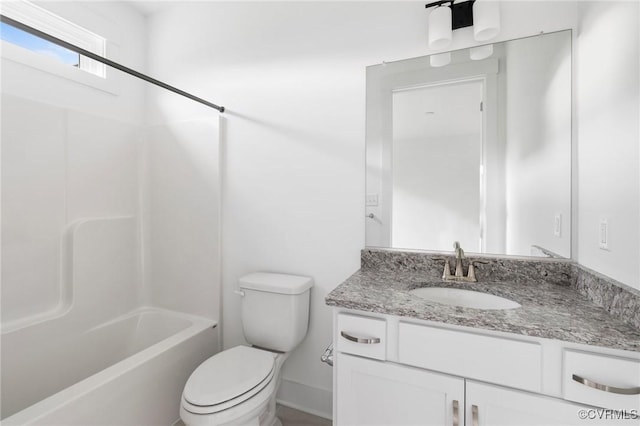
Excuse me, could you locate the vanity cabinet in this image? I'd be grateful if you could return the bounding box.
[336,357,591,426]
[334,312,640,426]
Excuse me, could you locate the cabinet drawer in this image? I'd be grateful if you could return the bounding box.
[336,313,386,360]
[563,350,640,410]
[398,322,542,392]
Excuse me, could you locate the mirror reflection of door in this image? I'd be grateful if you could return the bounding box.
[391,80,484,252]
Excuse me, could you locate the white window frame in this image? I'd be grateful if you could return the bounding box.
[0,0,115,92]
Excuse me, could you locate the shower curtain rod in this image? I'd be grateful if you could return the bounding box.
[0,14,225,113]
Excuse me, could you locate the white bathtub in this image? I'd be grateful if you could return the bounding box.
[1,308,218,425]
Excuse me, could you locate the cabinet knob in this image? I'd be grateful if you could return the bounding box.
[340,331,381,344]
[572,374,640,395]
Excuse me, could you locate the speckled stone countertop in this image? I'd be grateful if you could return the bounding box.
[326,250,640,353]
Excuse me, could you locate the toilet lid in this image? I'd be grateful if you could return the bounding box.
[183,346,276,407]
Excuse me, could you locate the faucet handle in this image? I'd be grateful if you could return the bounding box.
[431,257,453,280]
[466,260,489,282]
[442,259,453,280]
[466,263,477,282]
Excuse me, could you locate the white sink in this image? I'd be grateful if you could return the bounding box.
[409,287,521,310]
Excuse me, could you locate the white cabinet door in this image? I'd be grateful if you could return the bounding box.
[466,381,639,426]
[336,353,464,426]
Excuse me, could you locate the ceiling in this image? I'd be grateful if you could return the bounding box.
[128,0,175,16]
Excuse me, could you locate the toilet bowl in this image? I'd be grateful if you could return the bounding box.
[180,346,288,426]
[180,272,312,426]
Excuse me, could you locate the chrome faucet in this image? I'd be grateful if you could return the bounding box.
[442,241,478,282]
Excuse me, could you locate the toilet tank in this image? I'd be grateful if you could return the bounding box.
[239,272,313,352]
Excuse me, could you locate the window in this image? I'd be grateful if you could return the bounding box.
[0,21,80,67]
[0,0,106,77]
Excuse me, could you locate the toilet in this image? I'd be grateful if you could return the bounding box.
[180,272,313,426]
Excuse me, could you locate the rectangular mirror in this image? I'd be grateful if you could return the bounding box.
[365,30,572,259]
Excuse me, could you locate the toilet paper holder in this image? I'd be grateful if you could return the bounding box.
[320,343,334,367]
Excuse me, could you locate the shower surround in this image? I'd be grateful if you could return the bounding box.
[1,3,222,421]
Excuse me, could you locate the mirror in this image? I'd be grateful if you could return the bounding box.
[365,30,572,258]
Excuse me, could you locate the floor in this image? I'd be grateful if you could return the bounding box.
[174,405,331,426]
[276,405,332,426]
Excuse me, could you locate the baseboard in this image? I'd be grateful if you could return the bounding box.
[276,379,333,420]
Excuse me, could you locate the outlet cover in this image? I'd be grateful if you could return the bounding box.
[554,214,562,238]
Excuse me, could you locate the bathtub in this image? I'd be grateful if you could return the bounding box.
[1,308,218,425]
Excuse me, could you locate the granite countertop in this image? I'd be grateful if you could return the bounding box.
[326,268,640,353]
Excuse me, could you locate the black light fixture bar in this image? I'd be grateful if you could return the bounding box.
[425,0,476,30]
[0,14,225,113]
[425,0,454,9]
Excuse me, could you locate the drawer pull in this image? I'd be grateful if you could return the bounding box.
[452,400,459,426]
[340,331,381,344]
[572,374,640,395]
[472,404,479,426]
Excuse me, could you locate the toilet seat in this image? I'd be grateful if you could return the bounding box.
[182,366,275,415]
[182,346,276,415]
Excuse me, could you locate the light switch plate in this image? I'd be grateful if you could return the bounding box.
[599,218,609,250]
[554,214,562,238]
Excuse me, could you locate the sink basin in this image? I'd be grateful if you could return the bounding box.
[409,287,521,310]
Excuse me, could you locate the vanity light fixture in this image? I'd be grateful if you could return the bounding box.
[425,0,501,48]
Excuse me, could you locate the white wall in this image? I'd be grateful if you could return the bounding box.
[576,1,640,289]
[145,1,585,417]
[142,112,221,320]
